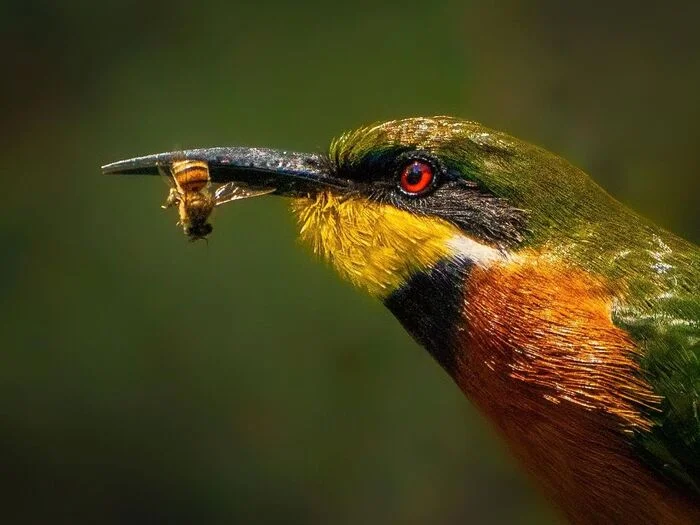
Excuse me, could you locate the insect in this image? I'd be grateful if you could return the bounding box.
[160,159,275,241]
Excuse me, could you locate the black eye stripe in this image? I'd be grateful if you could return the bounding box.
[330,147,527,247]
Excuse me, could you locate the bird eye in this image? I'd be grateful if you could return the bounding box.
[399,160,435,195]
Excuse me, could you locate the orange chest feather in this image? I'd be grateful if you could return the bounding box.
[453,258,699,524]
[459,259,659,430]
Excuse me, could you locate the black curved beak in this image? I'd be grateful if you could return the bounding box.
[101,147,347,195]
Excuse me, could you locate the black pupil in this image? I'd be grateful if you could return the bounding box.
[406,163,425,185]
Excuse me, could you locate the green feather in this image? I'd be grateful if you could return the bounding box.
[615,244,700,494]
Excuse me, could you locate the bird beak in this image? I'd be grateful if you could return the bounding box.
[101,147,348,195]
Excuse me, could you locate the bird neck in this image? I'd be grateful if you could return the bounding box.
[384,256,471,373]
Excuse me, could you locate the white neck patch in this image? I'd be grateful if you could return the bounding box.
[447,234,508,267]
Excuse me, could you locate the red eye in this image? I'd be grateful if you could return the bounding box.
[400,160,434,194]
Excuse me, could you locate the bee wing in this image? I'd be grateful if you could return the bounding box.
[157,163,176,188]
[213,183,275,206]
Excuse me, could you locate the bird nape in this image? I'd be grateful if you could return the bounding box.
[103,116,700,524]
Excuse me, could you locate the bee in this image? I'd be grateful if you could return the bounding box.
[160,159,274,241]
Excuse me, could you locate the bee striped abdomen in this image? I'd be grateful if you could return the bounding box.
[171,160,210,193]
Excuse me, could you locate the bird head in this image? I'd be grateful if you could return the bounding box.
[103,116,625,297]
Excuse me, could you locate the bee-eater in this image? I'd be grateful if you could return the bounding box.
[103,117,700,524]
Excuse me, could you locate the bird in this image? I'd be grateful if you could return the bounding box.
[103,116,699,524]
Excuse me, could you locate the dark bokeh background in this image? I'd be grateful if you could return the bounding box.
[2,2,698,524]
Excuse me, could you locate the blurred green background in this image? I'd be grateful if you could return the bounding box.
[2,2,698,523]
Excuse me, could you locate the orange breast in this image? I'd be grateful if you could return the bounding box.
[453,256,699,524]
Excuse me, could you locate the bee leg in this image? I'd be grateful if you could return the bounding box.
[162,188,180,209]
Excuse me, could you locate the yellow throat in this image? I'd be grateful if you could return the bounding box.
[290,191,479,297]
